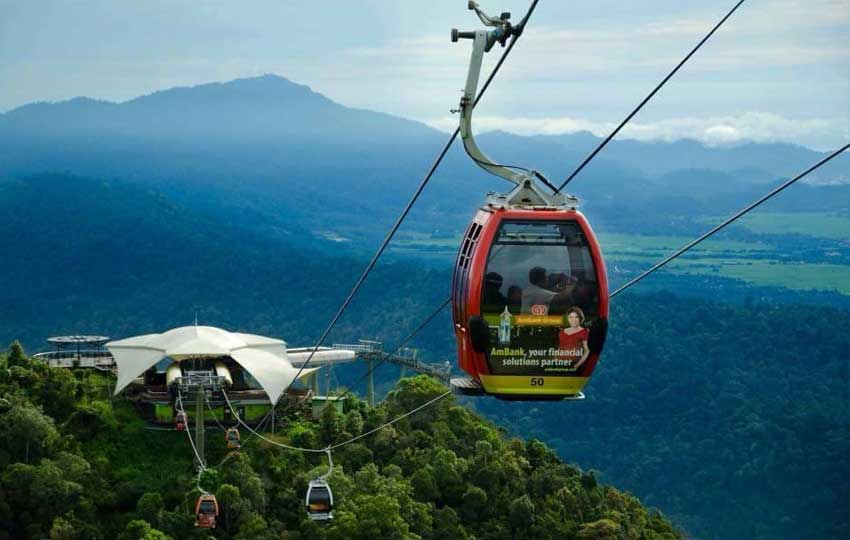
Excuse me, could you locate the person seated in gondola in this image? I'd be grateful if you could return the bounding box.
[521,267,573,315]
[569,279,599,318]
[482,272,508,311]
[548,272,579,315]
[506,285,523,313]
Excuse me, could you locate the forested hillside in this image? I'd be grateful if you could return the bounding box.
[0,174,447,349]
[0,344,680,540]
[472,294,850,540]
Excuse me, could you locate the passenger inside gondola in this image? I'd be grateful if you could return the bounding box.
[506,285,523,313]
[569,279,599,319]
[521,266,572,314]
[481,221,601,322]
[482,272,508,311]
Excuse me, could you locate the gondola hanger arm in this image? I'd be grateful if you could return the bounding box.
[321,448,334,480]
[453,3,525,186]
[452,2,574,209]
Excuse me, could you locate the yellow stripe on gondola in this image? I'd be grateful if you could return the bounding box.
[478,374,589,396]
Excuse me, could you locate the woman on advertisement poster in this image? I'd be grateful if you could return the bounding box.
[559,307,590,372]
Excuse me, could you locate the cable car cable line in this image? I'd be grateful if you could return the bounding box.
[464,149,561,193]
[327,390,452,451]
[176,392,207,470]
[282,0,542,396]
[222,390,328,453]
[332,297,451,405]
[221,386,452,453]
[204,395,227,432]
[610,142,850,298]
[555,0,746,193]
[174,299,454,470]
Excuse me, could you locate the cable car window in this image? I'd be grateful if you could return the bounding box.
[199,501,216,514]
[481,220,600,377]
[309,487,331,509]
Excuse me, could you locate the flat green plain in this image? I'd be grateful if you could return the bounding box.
[699,212,850,240]
[391,222,850,295]
[668,261,850,294]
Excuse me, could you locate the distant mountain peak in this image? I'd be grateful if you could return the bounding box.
[127,73,331,107]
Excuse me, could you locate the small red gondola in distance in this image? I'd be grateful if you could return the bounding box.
[449,2,609,399]
[174,411,187,431]
[225,427,241,449]
[194,494,219,529]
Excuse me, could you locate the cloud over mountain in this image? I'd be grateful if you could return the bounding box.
[427,111,847,151]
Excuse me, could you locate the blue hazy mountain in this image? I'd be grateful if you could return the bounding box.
[0,173,447,349]
[535,131,847,180]
[0,75,452,244]
[2,74,847,246]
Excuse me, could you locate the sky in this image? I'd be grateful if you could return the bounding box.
[1,0,848,150]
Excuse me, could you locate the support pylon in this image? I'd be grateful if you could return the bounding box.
[366,358,375,407]
[195,391,205,468]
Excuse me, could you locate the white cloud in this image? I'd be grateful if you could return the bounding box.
[344,0,850,83]
[425,111,847,150]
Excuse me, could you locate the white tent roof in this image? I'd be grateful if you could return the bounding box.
[107,325,318,404]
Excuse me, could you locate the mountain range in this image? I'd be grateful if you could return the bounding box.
[2,75,847,248]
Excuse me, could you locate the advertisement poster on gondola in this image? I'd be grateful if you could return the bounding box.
[483,305,590,376]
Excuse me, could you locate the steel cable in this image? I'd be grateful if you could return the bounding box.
[556,0,746,192]
[610,143,850,297]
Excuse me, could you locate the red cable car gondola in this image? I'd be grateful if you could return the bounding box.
[449,3,609,400]
[174,410,188,432]
[194,493,219,529]
[225,427,241,449]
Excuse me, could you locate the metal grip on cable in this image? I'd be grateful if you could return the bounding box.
[452,29,476,42]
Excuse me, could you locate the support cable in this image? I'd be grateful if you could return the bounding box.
[221,387,451,453]
[283,0,543,397]
[198,143,849,474]
[177,392,207,470]
[333,297,451,404]
[206,298,450,467]
[210,405,274,470]
[204,393,227,432]
[222,390,326,453]
[610,142,850,298]
[327,390,452,451]
[556,0,746,192]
